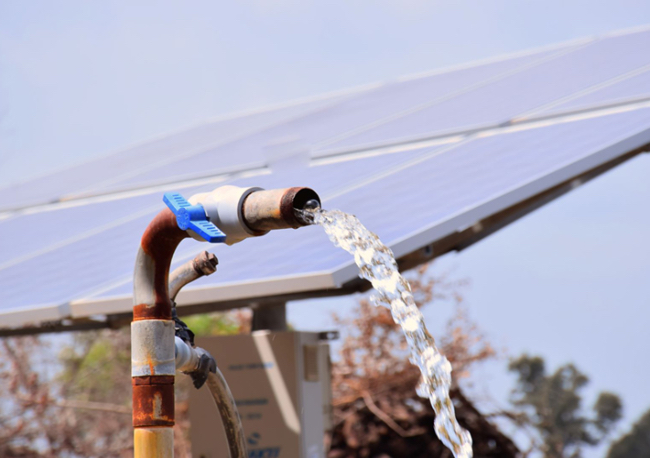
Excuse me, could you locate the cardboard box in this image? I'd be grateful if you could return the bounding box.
[190,331,332,458]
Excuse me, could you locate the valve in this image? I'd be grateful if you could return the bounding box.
[163,192,227,243]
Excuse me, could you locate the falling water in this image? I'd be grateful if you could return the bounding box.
[301,208,473,458]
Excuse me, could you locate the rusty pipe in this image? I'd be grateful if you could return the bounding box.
[169,251,218,302]
[132,208,188,458]
[241,187,320,232]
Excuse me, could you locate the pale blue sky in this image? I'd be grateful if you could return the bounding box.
[2,1,649,455]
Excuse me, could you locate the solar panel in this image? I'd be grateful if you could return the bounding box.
[322,29,650,154]
[73,106,650,321]
[67,44,568,196]
[2,28,650,333]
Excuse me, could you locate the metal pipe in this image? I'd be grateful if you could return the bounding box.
[168,251,218,301]
[133,185,320,457]
[132,208,188,458]
[242,187,320,232]
[206,370,247,458]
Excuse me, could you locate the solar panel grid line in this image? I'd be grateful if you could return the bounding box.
[602,23,650,38]
[311,135,464,166]
[507,98,650,133]
[514,63,650,122]
[494,99,650,136]
[313,41,590,153]
[314,100,650,196]
[320,30,650,156]
[527,72,650,120]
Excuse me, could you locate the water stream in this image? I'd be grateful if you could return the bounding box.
[302,208,473,458]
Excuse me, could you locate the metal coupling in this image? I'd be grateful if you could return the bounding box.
[132,320,176,377]
[175,337,216,389]
[242,186,321,232]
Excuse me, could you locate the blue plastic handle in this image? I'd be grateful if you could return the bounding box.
[163,192,227,243]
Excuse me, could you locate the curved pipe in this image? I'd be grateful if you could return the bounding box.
[134,208,188,320]
[206,370,248,458]
[132,208,188,457]
[169,251,218,302]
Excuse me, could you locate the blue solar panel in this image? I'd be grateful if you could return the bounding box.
[3,28,650,329]
[323,30,650,153]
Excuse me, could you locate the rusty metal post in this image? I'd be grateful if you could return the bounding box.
[132,208,188,458]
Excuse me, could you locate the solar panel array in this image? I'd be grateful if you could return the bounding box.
[2,27,650,331]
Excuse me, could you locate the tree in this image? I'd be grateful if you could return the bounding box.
[607,408,650,458]
[0,311,248,458]
[328,265,519,457]
[508,354,622,458]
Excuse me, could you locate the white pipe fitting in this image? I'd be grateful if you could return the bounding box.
[188,185,263,245]
[174,336,200,372]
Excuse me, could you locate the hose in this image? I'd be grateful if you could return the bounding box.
[205,369,248,458]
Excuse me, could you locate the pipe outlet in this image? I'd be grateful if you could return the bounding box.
[188,185,320,245]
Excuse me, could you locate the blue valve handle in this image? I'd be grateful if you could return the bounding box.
[163,193,227,243]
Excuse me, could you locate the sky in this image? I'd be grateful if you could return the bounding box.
[2,1,650,455]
